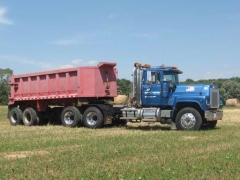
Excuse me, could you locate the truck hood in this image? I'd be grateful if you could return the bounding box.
[174,84,212,95]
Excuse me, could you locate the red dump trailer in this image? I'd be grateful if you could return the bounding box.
[8,62,125,128]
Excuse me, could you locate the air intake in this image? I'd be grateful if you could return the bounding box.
[210,88,219,109]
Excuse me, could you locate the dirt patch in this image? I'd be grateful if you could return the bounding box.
[183,136,197,140]
[5,150,49,159]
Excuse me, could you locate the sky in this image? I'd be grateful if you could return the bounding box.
[0,0,240,81]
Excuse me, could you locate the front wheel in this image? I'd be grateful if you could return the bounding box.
[175,107,202,130]
[208,121,217,128]
[202,120,217,129]
[82,107,104,128]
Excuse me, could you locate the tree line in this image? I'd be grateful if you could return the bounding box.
[0,68,239,105]
[0,68,13,105]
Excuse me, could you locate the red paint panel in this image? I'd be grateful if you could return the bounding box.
[8,62,118,105]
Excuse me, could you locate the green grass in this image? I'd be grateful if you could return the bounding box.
[0,106,240,179]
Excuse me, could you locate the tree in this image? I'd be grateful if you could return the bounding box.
[0,68,13,105]
[117,79,132,95]
[184,79,195,84]
[220,80,240,101]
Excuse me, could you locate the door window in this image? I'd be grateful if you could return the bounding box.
[147,71,160,84]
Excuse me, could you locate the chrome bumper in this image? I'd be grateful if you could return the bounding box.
[205,109,223,121]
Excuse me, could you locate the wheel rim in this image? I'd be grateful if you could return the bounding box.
[180,113,196,129]
[10,112,17,123]
[64,111,75,125]
[86,112,98,126]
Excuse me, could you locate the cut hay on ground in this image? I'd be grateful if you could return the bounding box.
[114,95,129,104]
[226,98,240,107]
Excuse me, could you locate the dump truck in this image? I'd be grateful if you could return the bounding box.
[8,62,223,130]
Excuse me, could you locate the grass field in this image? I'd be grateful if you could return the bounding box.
[0,106,240,180]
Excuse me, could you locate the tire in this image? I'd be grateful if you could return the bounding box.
[82,107,104,128]
[9,107,23,125]
[61,106,82,127]
[175,107,202,130]
[22,107,39,126]
[208,121,217,129]
[202,120,217,129]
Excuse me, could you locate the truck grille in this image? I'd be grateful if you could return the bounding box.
[210,88,219,109]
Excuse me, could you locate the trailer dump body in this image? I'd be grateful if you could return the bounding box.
[8,62,122,128]
[9,62,117,106]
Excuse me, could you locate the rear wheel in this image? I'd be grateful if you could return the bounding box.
[175,107,202,130]
[61,106,82,127]
[9,107,23,125]
[82,107,104,128]
[22,108,39,126]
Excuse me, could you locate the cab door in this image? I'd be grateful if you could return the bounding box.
[141,71,162,106]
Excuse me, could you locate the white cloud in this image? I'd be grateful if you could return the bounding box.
[50,32,97,46]
[59,64,75,69]
[0,7,13,25]
[0,55,56,72]
[19,59,54,70]
[203,71,224,79]
[0,55,101,74]
[71,59,83,64]
[60,60,98,69]
[87,60,98,65]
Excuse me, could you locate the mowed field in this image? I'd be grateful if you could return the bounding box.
[0,106,240,180]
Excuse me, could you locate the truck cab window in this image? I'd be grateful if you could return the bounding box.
[147,71,160,84]
[163,72,179,84]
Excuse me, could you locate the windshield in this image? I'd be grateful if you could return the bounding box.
[163,72,179,84]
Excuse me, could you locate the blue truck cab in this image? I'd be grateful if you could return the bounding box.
[121,63,223,130]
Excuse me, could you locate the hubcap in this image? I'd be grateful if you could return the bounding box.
[180,113,196,129]
[86,112,98,126]
[64,111,75,125]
